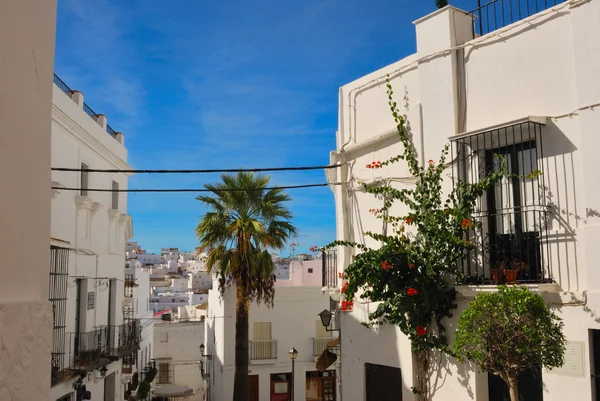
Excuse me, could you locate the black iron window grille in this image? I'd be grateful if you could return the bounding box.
[56,392,75,401]
[321,250,337,288]
[125,274,135,298]
[469,0,566,37]
[50,246,69,386]
[451,119,551,285]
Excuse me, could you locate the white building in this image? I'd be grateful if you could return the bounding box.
[49,71,140,401]
[0,2,56,400]
[328,1,600,401]
[206,275,336,401]
[153,319,206,401]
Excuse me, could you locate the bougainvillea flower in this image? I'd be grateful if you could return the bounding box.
[406,288,419,296]
[416,326,427,336]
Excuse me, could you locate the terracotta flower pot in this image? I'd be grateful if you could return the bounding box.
[504,269,519,283]
[491,269,500,283]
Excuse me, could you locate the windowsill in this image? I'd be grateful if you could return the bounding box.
[455,282,561,299]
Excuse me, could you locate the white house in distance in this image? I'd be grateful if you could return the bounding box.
[153,318,206,401]
[50,73,141,401]
[326,1,600,401]
[205,256,338,401]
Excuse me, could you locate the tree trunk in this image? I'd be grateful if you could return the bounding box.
[233,287,250,401]
[507,376,519,401]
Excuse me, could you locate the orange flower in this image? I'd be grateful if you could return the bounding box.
[461,218,474,229]
[408,263,415,269]
[405,217,414,224]
[381,261,392,270]
[406,288,418,296]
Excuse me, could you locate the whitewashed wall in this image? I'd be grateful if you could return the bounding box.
[333,2,600,401]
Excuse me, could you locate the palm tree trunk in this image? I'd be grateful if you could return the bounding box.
[233,286,250,401]
[508,376,519,401]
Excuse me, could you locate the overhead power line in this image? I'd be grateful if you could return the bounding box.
[52,182,343,193]
[51,163,344,174]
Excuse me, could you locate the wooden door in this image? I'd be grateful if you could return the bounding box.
[249,375,259,401]
[365,363,402,401]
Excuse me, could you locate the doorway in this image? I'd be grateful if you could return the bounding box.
[270,373,291,401]
[103,372,116,401]
[306,370,336,401]
[249,375,259,401]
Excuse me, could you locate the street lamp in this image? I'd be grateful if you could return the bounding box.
[200,343,212,359]
[318,309,340,333]
[288,347,298,401]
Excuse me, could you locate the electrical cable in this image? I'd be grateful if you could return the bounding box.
[51,163,344,174]
[52,182,344,193]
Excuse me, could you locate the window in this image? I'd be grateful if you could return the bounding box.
[158,362,170,384]
[488,366,543,401]
[87,292,95,310]
[50,246,69,386]
[251,322,275,360]
[452,120,548,284]
[308,268,313,273]
[111,180,119,209]
[80,163,89,196]
[365,363,402,401]
[160,332,168,343]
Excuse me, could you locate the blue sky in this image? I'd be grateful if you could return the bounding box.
[54,0,475,254]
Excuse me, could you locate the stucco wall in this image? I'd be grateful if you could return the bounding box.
[334,2,600,401]
[0,1,56,400]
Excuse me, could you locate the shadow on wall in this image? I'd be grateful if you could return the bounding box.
[540,120,583,292]
[341,306,414,400]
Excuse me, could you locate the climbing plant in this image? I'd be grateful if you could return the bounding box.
[319,78,508,400]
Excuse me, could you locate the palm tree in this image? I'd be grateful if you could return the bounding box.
[195,172,297,401]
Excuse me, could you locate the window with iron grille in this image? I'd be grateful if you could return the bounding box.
[158,362,171,384]
[50,246,69,386]
[451,119,550,285]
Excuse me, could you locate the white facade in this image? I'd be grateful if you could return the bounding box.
[329,2,600,401]
[0,1,56,400]
[153,320,206,401]
[50,71,138,401]
[206,278,336,401]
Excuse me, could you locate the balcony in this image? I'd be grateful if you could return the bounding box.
[468,0,566,37]
[67,321,141,373]
[100,320,142,360]
[125,274,135,298]
[322,250,337,288]
[249,340,278,362]
[312,337,339,359]
[451,118,554,286]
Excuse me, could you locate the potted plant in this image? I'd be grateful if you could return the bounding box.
[503,259,527,283]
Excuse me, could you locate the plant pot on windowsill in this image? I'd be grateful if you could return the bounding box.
[503,269,519,283]
[491,269,501,284]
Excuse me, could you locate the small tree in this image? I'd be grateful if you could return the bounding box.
[453,286,566,401]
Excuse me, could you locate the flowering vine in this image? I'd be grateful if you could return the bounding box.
[319,78,512,400]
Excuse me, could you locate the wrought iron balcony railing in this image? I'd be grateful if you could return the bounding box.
[249,340,278,360]
[469,0,566,37]
[451,119,553,285]
[99,320,142,360]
